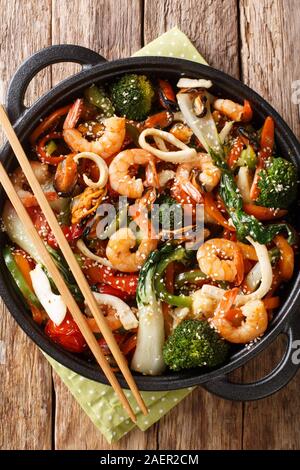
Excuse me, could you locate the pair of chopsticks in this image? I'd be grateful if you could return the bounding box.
[0,105,147,422]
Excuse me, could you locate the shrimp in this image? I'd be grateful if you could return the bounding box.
[63,98,125,158]
[197,239,244,284]
[198,154,221,192]
[106,188,158,272]
[176,153,221,198]
[192,288,219,319]
[213,98,252,122]
[11,162,58,207]
[211,289,268,343]
[106,227,157,272]
[109,148,158,198]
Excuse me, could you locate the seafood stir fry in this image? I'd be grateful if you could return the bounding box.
[2,73,298,375]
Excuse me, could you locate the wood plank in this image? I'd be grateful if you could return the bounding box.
[51,0,143,86]
[144,0,243,450]
[144,0,240,77]
[53,372,158,450]
[0,0,53,449]
[239,0,300,449]
[158,387,242,450]
[51,0,159,449]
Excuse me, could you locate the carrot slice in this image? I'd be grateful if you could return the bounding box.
[13,252,34,290]
[227,137,244,168]
[273,235,294,281]
[203,192,235,231]
[263,297,280,310]
[241,100,253,122]
[243,204,287,221]
[237,242,258,261]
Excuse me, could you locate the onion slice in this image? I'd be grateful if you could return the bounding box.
[236,166,252,204]
[73,152,108,188]
[30,264,67,325]
[201,237,273,306]
[76,239,112,268]
[177,91,222,153]
[86,292,138,330]
[219,121,234,143]
[245,262,261,292]
[177,78,213,89]
[139,128,197,163]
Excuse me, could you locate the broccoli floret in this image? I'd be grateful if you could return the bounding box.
[110,74,154,120]
[256,157,298,209]
[163,319,229,371]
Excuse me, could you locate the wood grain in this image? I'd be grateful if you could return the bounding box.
[144,0,240,77]
[53,372,158,450]
[51,0,143,86]
[0,0,53,450]
[239,0,300,449]
[157,386,242,450]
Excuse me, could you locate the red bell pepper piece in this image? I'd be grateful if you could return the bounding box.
[27,207,83,248]
[96,283,130,301]
[36,131,67,165]
[45,312,87,353]
[30,104,71,145]
[83,262,138,296]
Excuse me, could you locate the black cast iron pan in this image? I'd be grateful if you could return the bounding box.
[1,44,300,399]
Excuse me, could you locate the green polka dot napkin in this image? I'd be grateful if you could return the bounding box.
[46,27,207,444]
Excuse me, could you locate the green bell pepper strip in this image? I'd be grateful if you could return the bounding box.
[84,84,115,117]
[175,269,207,288]
[45,139,57,155]
[210,149,297,245]
[46,245,83,302]
[3,246,41,308]
[237,145,257,170]
[125,122,141,147]
[154,245,193,308]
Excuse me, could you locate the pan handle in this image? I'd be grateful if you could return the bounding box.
[202,313,300,401]
[6,44,106,123]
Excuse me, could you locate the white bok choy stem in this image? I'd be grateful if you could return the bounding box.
[201,237,273,307]
[131,252,165,375]
[30,264,67,325]
[177,91,222,154]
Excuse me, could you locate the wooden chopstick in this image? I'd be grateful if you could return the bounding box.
[0,159,137,421]
[0,105,148,417]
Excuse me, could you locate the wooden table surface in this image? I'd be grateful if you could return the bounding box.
[1,0,300,450]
